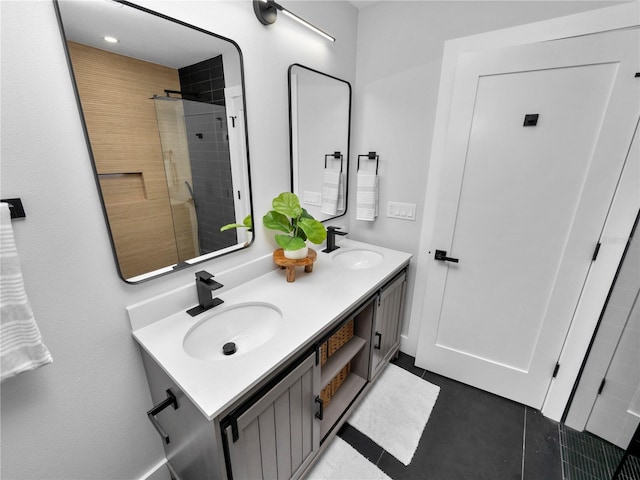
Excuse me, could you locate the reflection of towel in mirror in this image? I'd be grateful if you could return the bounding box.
[321,171,344,216]
[0,204,52,381]
[356,171,378,221]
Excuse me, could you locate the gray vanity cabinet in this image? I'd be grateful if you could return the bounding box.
[140,349,227,480]
[222,352,320,480]
[139,263,410,480]
[370,271,407,380]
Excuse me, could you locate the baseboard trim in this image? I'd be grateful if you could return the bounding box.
[399,334,415,357]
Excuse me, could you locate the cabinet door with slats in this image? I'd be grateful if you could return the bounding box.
[371,272,407,379]
[224,353,320,480]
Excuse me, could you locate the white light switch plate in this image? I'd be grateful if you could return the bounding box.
[387,202,416,221]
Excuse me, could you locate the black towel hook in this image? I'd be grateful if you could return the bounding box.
[324,151,343,173]
[357,152,379,175]
[1,198,26,219]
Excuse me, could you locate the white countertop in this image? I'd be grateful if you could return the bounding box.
[132,240,411,420]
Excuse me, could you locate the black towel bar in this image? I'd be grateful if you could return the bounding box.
[1,198,26,219]
[324,152,343,173]
[357,152,379,174]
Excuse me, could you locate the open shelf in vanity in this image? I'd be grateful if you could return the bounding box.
[318,298,375,440]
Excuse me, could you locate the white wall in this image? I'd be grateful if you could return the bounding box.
[0,1,356,479]
[348,0,623,354]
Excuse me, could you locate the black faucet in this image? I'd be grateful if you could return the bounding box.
[323,226,348,253]
[186,270,224,316]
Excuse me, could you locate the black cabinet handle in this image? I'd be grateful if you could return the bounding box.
[315,396,324,420]
[374,332,382,350]
[147,390,178,444]
[434,249,459,263]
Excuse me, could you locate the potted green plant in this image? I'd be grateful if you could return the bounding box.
[220,214,252,246]
[263,192,326,259]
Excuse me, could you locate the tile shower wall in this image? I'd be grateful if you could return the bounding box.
[585,233,640,448]
[179,56,237,254]
[566,220,640,449]
[560,424,626,480]
[179,55,226,106]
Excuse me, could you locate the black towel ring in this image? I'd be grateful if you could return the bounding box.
[357,152,379,175]
[324,152,343,173]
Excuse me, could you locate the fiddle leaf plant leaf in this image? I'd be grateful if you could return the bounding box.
[300,208,314,220]
[220,214,253,232]
[298,218,327,245]
[220,223,246,232]
[275,234,306,251]
[291,217,307,241]
[272,192,303,218]
[263,211,293,233]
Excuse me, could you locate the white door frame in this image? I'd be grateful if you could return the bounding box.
[408,2,640,421]
[224,85,251,244]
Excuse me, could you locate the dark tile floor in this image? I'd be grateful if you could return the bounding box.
[338,352,563,480]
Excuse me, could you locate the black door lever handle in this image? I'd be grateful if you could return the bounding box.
[435,250,459,263]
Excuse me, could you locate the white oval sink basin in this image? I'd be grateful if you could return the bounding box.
[183,303,283,362]
[332,249,384,270]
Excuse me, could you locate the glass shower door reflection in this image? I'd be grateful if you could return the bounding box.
[153,97,238,260]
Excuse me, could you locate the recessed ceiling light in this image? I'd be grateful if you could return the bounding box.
[103,36,119,44]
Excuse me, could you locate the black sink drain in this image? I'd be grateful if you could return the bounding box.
[223,342,237,356]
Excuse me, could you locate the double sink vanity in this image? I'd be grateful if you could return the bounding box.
[129,240,411,479]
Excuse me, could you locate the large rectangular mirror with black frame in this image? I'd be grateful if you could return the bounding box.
[288,64,351,222]
[55,0,253,283]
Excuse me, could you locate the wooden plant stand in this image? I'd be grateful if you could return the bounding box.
[273,248,317,283]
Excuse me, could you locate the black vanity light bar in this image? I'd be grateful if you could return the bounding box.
[253,0,336,43]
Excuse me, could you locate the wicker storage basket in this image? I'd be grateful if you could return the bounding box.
[331,362,351,396]
[320,383,332,407]
[328,319,354,356]
[320,342,328,366]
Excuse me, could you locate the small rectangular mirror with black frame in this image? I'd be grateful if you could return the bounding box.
[288,64,351,222]
[54,0,254,283]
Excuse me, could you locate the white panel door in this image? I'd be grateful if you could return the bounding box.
[415,28,640,408]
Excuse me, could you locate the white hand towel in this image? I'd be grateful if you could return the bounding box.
[337,172,345,212]
[321,170,342,216]
[356,171,379,221]
[1,203,52,381]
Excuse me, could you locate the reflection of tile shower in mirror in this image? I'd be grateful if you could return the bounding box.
[289,64,351,222]
[154,55,238,259]
[55,0,253,283]
[182,102,237,254]
[153,97,199,262]
[154,98,238,259]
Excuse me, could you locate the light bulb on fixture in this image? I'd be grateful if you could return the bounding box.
[103,36,119,43]
[252,0,335,43]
